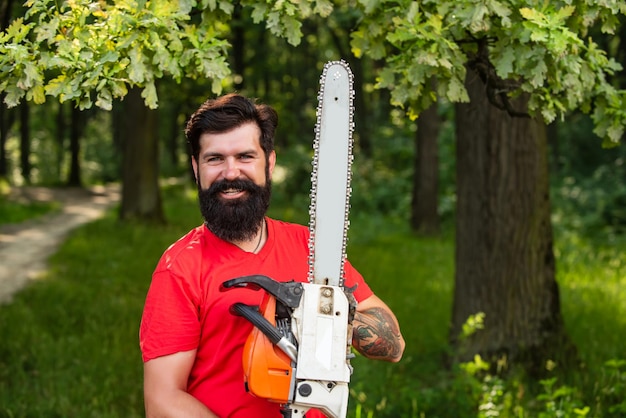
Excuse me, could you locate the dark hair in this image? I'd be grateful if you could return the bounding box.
[185,93,278,160]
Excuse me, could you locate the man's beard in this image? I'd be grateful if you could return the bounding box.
[198,177,271,243]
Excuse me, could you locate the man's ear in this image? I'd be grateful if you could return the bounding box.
[191,156,199,184]
[268,150,277,178]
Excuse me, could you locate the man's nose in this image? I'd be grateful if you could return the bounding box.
[222,158,241,180]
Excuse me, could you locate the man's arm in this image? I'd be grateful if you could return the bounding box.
[144,350,218,418]
[351,294,405,362]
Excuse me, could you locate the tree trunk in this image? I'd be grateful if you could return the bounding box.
[0,0,15,181]
[55,102,66,180]
[231,3,245,91]
[411,102,440,235]
[119,87,164,223]
[67,105,82,186]
[19,101,31,184]
[0,96,11,179]
[351,57,371,157]
[547,121,560,175]
[451,69,572,372]
[0,0,15,31]
[167,110,180,169]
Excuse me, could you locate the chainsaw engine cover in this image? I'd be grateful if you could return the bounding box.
[242,294,293,404]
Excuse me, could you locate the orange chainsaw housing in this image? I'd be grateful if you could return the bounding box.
[242,293,293,403]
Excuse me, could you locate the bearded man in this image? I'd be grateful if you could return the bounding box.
[139,93,405,418]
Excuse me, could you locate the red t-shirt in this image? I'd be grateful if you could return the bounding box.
[139,218,372,418]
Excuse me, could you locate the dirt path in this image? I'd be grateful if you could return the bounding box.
[0,185,121,304]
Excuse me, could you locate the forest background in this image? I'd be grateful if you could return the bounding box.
[1,0,626,417]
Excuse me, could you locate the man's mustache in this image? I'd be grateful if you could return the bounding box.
[207,178,261,195]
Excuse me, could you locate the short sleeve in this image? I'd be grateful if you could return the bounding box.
[139,258,202,362]
[343,260,372,302]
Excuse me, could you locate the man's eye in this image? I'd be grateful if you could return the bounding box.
[206,157,222,163]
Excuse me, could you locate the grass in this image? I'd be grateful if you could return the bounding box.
[557,235,626,365]
[0,186,200,418]
[0,196,59,224]
[0,184,625,417]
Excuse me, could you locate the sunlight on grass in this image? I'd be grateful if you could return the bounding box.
[557,236,626,367]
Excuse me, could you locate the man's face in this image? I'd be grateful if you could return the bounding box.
[192,122,276,242]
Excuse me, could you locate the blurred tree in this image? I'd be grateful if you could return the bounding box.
[351,0,626,368]
[412,99,440,235]
[19,101,30,184]
[55,102,66,180]
[0,100,13,179]
[0,0,16,180]
[119,87,163,222]
[66,105,89,186]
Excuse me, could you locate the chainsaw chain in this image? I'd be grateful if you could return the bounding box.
[307,60,355,289]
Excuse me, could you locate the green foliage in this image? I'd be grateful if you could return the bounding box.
[536,377,589,418]
[0,0,231,110]
[0,0,338,111]
[0,178,9,196]
[451,357,593,418]
[244,0,333,46]
[459,312,486,341]
[82,111,122,183]
[602,359,626,415]
[352,1,469,113]
[552,152,626,236]
[2,103,122,185]
[548,114,626,237]
[351,0,626,145]
[3,0,624,148]
[351,152,413,222]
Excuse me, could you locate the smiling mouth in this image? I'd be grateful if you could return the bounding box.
[221,188,246,198]
[209,178,256,200]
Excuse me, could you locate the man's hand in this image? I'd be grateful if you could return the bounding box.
[351,295,405,362]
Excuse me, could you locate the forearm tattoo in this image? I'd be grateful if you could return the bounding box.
[352,307,402,361]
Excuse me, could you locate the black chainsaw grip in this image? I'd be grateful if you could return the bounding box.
[230,303,283,345]
[221,276,304,308]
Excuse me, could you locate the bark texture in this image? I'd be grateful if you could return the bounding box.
[67,106,83,187]
[411,102,441,235]
[0,95,13,179]
[451,70,570,370]
[119,88,164,223]
[19,101,31,184]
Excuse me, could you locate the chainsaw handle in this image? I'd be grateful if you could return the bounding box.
[221,275,303,308]
[230,303,298,362]
[231,303,282,344]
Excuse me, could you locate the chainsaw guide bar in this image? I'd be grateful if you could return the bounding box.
[307,60,355,290]
[222,60,357,418]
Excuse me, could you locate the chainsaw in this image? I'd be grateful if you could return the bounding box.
[220,61,356,418]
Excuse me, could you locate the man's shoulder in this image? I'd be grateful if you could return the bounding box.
[267,218,308,235]
[159,225,207,262]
